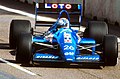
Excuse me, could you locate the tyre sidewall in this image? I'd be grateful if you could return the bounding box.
[16,33,32,63]
[84,21,108,43]
[9,20,31,49]
[103,35,118,66]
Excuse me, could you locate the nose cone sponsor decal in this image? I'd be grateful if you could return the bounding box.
[64,32,72,43]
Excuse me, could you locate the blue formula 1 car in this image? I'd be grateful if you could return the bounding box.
[9,2,118,66]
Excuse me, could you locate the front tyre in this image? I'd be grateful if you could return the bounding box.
[16,33,32,63]
[103,35,118,66]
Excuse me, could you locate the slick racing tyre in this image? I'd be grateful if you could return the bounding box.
[9,20,31,49]
[84,21,108,43]
[103,35,118,66]
[16,33,32,63]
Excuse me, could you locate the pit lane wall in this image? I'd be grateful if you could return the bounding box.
[85,0,120,24]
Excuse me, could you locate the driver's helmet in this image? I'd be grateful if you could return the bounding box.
[57,18,69,28]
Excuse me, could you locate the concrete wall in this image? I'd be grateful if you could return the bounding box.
[22,0,83,4]
[85,0,120,24]
[44,0,82,4]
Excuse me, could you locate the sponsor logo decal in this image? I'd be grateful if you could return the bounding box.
[36,55,58,59]
[45,3,72,9]
[64,32,72,43]
[76,56,99,60]
[64,52,74,55]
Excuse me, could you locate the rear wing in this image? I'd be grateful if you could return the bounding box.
[35,3,82,28]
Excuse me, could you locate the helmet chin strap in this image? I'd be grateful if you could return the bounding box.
[67,20,70,28]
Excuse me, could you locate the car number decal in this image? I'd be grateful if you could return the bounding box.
[64,45,74,50]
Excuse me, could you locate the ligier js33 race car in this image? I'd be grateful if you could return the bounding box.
[9,2,118,66]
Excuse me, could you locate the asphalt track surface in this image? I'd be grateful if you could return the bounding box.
[0,0,120,79]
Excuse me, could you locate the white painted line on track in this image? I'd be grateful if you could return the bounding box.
[0,5,56,22]
[0,58,37,76]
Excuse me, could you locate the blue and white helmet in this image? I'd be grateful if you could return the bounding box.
[57,18,70,28]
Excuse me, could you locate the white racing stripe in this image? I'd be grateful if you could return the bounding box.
[0,58,37,76]
[0,5,56,22]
